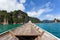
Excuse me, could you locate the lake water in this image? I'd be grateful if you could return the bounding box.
[0,24,22,35]
[36,23,60,38]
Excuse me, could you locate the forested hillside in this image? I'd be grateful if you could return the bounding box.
[0,10,41,24]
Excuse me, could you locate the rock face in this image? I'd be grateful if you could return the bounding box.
[54,18,58,23]
[24,16,29,23]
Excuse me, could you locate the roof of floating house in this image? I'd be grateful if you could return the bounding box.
[0,24,22,35]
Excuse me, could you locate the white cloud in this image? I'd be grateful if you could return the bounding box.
[45,14,60,20]
[0,0,25,12]
[44,8,53,12]
[40,2,51,8]
[54,15,60,19]
[27,8,53,18]
[46,14,53,18]
[27,9,45,18]
[20,0,26,3]
[45,2,51,8]
[45,14,54,20]
[27,2,53,18]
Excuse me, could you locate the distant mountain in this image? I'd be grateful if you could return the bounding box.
[42,20,54,23]
[42,19,60,23]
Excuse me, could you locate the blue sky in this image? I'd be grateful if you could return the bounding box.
[0,0,60,20]
[19,0,60,20]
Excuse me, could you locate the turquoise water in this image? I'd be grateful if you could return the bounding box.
[0,24,22,35]
[36,23,60,38]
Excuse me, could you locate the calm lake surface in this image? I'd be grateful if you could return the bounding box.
[36,23,60,38]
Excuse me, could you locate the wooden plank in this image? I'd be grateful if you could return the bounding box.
[0,32,18,40]
[12,23,40,36]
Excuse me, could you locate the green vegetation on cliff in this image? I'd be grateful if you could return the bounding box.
[0,10,41,24]
[29,17,41,23]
